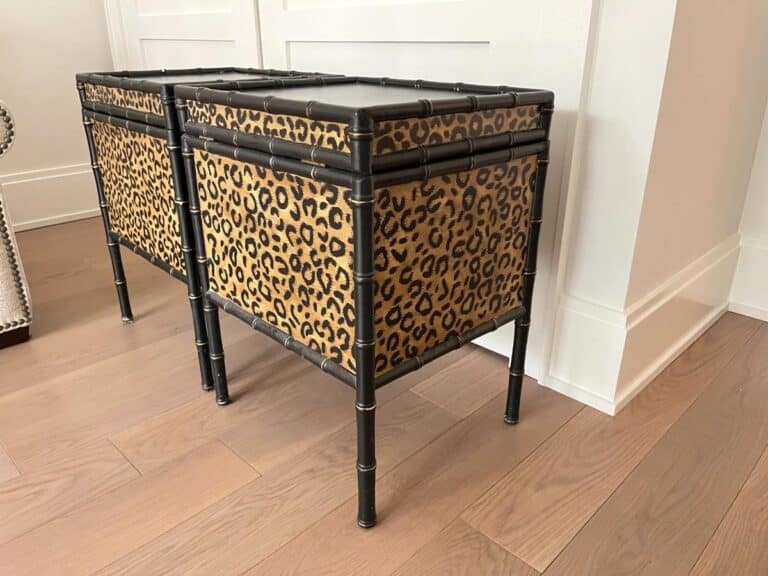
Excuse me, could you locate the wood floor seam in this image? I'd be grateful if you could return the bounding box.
[240,491,353,576]
[0,442,259,576]
[218,438,264,476]
[238,396,474,575]
[106,438,144,477]
[409,387,457,416]
[5,220,766,575]
[538,397,698,574]
[96,475,267,576]
[232,386,515,576]
[687,440,768,574]
[0,438,21,484]
[246,385,580,575]
[0,325,199,404]
[460,313,762,572]
[97,381,459,574]
[219,358,428,479]
[437,524,539,576]
[461,404,587,557]
[543,323,768,574]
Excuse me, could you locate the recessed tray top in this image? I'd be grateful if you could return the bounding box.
[76,67,330,127]
[123,71,275,85]
[178,76,553,172]
[237,83,487,107]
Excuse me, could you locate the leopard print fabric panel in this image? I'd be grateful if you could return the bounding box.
[91,120,185,274]
[372,105,541,155]
[187,101,349,152]
[193,149,357,369]
[372,155,537,376]
[192,148,537,378]
[188,100,540,164]
[83,83,163,116]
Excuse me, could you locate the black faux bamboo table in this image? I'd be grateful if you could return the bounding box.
[76,67,333,397]
[177,76,553,527]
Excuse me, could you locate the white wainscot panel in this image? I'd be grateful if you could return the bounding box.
[136,0,233,15]
[287,41,490,79]
[141,39,238,68]
[286,0,460,7]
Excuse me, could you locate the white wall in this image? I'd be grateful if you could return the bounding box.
[547,0,768,413]
[628,0,768,303]
[619,0,768,401]
[257,0,594,381]
[7,0,767,416]
[105,0,262,70]
[0,0,113,230]
[731,103,768,319]
[546,0,679,412]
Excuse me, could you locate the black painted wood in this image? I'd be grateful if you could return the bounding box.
[180,72,554,525]
[76,67,325,397]
[175,75,554,172]
[0,326,29,349]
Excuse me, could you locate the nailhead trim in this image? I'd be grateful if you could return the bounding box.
[0,101,15,158]
[0,192,32,332]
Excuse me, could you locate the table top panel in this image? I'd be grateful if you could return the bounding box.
[236,83,485,107]
[125,72,273,85]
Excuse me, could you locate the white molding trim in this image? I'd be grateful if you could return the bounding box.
[557,294,626,328]
[545,234,739,415]
[546,302,627,411]
[0,163,96,231]
[729,236,768,321]
[625,234,740,329]
[543,374,618,415]
[102,0,130,69]
[12,208,100,233]
[0,163,90,186]
[613,303,727,413]
[729,301,768,323]
[553,232,740,333]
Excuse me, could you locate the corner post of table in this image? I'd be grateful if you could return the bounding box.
[77,81,133,324]
[349,110,377,528]
[164,88,213,392]
[505,104,553,425]
[180,124,229,406]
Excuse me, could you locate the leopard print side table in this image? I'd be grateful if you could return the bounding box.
[76,67,330,400]
[178,77,554,527]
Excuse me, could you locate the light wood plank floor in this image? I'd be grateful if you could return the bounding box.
[1,217,766,575]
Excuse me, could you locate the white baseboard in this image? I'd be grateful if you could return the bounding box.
[542,373,619,415]
[545,235,739,415]
[729,238,768,321]
[728,300,768,322]
[613,302,727,413]
[546,299,627,409]
[0,163,97,231]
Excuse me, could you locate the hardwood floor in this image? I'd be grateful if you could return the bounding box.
[0,217,765,575]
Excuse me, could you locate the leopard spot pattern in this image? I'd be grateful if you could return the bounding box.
[187,102,348,152]
[187,102,540,163]
[193,150,356,369]
[92,120,185,274]
[373,105,542,155]
[84,83,163,116]
[372,155,536,375]
[192,147,537,378]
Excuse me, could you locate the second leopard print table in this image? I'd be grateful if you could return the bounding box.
[177,76,554,528]
[76,67,331,400]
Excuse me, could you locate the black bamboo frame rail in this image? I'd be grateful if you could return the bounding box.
[176,75,553,173]
[76,68,332,396]
[179,76,553,527]
[77,68,344,129]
